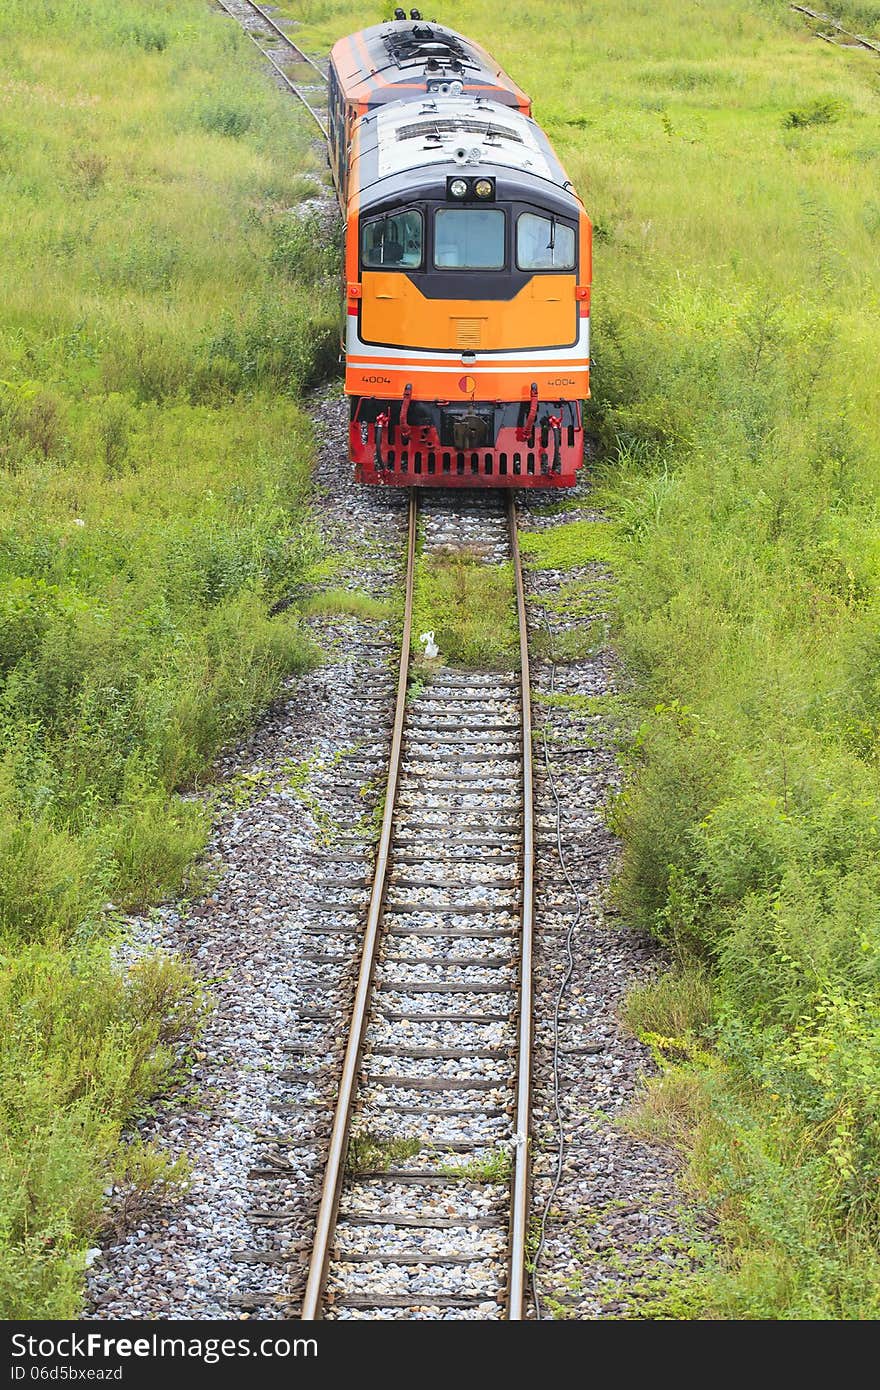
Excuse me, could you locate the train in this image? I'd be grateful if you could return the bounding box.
[326,14,592,488]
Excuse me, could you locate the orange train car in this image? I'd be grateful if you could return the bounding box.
[327,15,592,487]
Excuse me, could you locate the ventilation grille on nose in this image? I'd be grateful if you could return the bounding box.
[396,118,522,142]
[453,317,483,348]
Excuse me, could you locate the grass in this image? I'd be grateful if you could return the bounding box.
[300,587,392,621]
[345,1130,421,1176]
[440,1148,513,1183]
[621,967,715,1045]
[0,0,341,934]
[623,1067,713,1148]
[518,518,619,570]
[411,551,518,669]
[0,946,204,1317]
[0,0,340,1316]
[294,0,880,1320]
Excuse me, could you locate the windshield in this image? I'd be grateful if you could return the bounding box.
[516,212,576,270]
[434,208,505,270]
[362,210,423,269]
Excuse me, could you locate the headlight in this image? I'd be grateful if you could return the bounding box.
[474,179,494,199]
[449,178,468,199]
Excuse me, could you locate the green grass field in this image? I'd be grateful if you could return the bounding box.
[5,0,880,1319]
[0,0,339,1315]
[289,0,880,1318]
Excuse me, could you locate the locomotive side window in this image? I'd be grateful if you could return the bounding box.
[516,213,575,271]
[362,211,423,269]
[434,208,505,270]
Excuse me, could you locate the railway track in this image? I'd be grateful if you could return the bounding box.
[214,0,330,135]
[791,4,880,53]
[221,491,536,1320]
[289,491,535,1320]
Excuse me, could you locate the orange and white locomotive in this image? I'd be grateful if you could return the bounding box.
[327,15,592,487]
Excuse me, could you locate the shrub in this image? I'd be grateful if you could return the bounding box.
[268,209,342,285]
[783,98,843,129]
[0,944,203,1318]
[197,103,253,139]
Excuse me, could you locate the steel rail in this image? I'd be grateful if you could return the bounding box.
[530,624,582,1319]
[300,493,418,1321]
[214,0,330,137]
[240,0,329,77]
[506,495,535,1320]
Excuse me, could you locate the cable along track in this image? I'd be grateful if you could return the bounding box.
[300,491,535,1320]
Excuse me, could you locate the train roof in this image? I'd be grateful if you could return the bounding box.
[330,20,530,111]
[352,96,581,217]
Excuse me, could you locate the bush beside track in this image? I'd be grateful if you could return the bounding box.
[0,0,339,1315]
[291,0,880,1317]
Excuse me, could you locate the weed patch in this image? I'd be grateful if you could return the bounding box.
[621,967,715,1043]
[530,623,603,664]
[440,1148,512,1183]
[301,588,391,622]
[346,1131,421,1176]
[412,552,518,669]
[518,519,619,571]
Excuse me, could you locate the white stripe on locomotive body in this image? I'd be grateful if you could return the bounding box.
[373,98,559,184]
[348,364,589,377]
[345,316,590,366]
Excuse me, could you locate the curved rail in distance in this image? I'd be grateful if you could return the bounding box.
[300,494,418,1321]
[791,4,880,52]
[240,0,329,76]
[214,0,330,137]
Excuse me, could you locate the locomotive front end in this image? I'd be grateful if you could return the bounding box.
[344,98,591,488]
